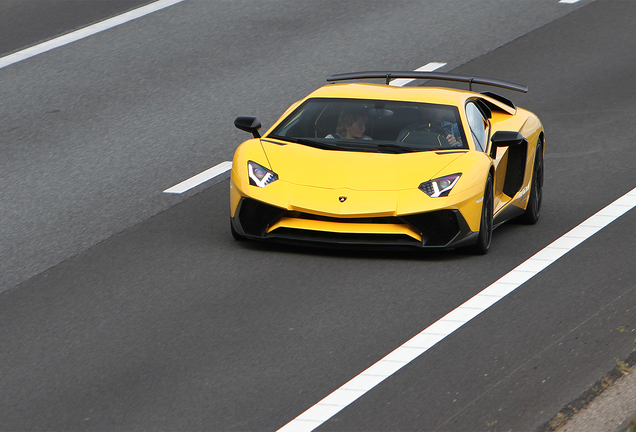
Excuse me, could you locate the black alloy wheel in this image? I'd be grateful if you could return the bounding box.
[519,141,543,225]
[470,174,494,255]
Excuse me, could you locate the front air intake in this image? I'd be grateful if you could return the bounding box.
[400,210,461,246]
[237,198,286,237]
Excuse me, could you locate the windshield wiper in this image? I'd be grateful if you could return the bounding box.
[269,136,427,154]
[376,143,425,153]
[269,136,343,151]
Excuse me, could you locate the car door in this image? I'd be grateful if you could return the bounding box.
[465,101,510,214]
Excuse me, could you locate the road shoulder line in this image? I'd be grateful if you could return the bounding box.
[277,186,636,432]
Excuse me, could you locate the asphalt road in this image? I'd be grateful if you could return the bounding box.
[0,0,154,56]
[2,0,636,430]
[0,0,592,292]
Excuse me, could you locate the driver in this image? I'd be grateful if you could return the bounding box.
[397,106,463,147]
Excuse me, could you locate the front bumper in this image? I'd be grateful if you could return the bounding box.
[229,161,486,249]
[231,197,478,249]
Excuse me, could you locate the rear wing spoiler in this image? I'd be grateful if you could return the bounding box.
[327,71,528,93]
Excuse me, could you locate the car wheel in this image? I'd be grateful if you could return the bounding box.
[469,174,493,255]
[518,141,543,225]
[230,218,246,241]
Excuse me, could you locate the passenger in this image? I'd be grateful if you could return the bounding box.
[397,106,463,147]
[326,109,372,140]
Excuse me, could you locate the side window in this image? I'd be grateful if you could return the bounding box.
[465,102,489,152]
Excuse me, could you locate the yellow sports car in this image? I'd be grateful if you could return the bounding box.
[230,71,544,254]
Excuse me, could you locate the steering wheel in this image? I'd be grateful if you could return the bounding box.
[408,124,450,147]
[414,124,447,136]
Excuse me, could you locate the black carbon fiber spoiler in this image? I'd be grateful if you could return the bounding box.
[327,71,528,93]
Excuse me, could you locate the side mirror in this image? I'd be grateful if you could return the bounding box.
[234,116,262,139]
[489,131,527,158]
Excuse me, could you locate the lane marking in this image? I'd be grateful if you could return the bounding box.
[389,62,447,87]
[278,186,636,432]
[0,0,186,70]
[163,161,232,194]
[559,0,581,3]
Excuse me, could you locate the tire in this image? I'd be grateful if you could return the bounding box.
[518,141,543,225]
[230,218,246,241]
[469,174,493,255]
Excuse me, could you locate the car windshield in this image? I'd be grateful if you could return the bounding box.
[268,98,467,153]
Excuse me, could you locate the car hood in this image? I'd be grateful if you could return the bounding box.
[262,140,465,191]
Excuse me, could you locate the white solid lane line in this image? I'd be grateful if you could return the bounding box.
[163,161,232,194]
[0,0,186,69]
[277,186,636,432]
[389,62,447,87]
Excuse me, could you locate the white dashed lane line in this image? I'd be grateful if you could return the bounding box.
[277,186,636,432]
[389,62,447,86]
[0,0,186,69]
[163,161,232,194]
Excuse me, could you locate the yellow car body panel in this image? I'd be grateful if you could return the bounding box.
[260,139,465,190]
[230,77,544,251]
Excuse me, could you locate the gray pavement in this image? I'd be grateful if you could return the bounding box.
[0,0,154,56]
[2,0,636,430]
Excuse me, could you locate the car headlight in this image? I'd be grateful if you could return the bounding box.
[419,173,461,197]
[248,161,278,188]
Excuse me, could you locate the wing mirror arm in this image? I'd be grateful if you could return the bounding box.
[234,116,262,139]
[489,131,527,159]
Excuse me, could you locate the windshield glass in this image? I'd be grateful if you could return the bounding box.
[269,98,467,153]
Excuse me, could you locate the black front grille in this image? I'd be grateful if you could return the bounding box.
[400,210,461,247]
[237,198,286,237]
[269,228,421,246]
